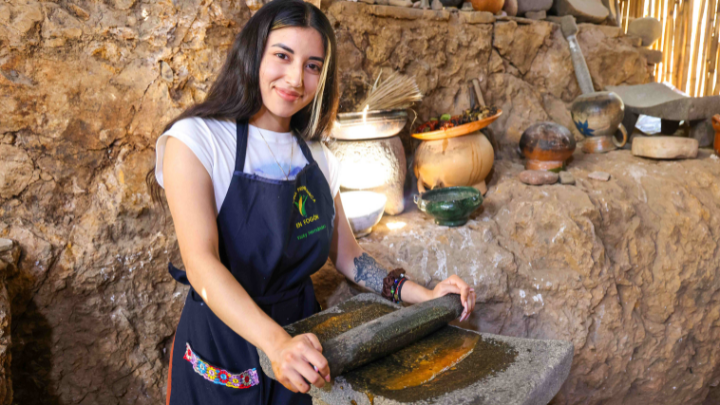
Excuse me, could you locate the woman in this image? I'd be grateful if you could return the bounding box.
[150,0,477,403]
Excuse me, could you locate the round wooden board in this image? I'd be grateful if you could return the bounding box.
[411,110,503,141]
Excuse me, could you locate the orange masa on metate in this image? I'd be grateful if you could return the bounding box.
[382,334,480,390]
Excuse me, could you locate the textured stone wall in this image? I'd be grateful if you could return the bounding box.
[0,0,658,404]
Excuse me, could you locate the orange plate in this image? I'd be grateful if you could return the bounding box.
[411,110,503,141]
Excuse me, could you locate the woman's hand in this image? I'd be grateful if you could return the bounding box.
[268,333,331,393]
[431,275,476,322]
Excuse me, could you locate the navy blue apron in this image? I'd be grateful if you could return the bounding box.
[166,119,335,405]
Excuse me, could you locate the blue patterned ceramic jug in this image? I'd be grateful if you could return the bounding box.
[570,91,628,153]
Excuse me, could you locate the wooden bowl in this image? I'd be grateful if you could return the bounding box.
[471,0,505,13]
[519,122,576,171]
[411,109,502,141]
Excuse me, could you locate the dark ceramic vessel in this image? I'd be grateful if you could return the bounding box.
[414,186,483,227]
[519,122,576,171]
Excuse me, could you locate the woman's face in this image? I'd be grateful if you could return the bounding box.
[258,26,326,120]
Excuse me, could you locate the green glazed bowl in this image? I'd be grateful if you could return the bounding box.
[413,186,483,227]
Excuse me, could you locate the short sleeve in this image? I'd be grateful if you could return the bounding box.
[155,117,215,188]
[320,143,342,198]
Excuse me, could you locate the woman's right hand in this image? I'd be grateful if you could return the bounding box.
[268,333,331,393]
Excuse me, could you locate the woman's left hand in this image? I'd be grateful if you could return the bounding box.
[431,275,476,322]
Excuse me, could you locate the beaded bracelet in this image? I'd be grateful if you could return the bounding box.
[382,268,408,303]
[396,277,408,303]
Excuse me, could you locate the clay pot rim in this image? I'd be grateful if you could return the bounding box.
[411,109,502,140]
[336,109,407,122]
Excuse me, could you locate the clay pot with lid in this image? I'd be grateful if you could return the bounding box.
[520,122,576,171]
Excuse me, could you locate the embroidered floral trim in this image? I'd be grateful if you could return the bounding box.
[183,343,259,389]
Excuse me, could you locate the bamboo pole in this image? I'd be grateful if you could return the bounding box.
[678,0,693,92]
[706,3,720,94]
[674,0,684,84]
[625,0,632,30]
[660,0,669,81]
[689,0,707,95]
[700,0,716,94]
[666,0,674,81]
[654,0,663,79]
[664,0,676,82]
[668,0,680,82]
[715,41,720,94]
[624,0,630,30]
[674,0,687,87]
[714,37,720,94]
[712,9,720,94]
[626,0,632,30]
[682,0,695,94]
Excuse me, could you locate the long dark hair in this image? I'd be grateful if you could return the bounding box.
[146,0,339,203]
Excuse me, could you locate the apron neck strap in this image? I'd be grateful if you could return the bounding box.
[295,135,316,165]
[235,119,249,172]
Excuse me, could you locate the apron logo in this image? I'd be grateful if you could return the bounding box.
[294,195,308,217]
[293,186,321,234]
[293,186,316,217]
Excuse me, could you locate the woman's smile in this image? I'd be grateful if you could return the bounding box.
[275,87,302,102]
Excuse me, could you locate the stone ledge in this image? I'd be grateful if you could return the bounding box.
[458,10,496,24]
[495,14,537,24]
[369,4,451,20]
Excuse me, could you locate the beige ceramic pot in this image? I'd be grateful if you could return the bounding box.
[471,0,505,13]
[414,131,494,195]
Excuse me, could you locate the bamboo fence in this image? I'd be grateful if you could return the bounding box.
[619,0,720,96]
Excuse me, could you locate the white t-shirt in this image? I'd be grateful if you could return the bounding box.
[154,117,341,214]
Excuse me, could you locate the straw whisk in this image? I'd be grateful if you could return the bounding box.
[358,70,423,111]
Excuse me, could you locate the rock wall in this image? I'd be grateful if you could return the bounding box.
[0,0,655,404]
